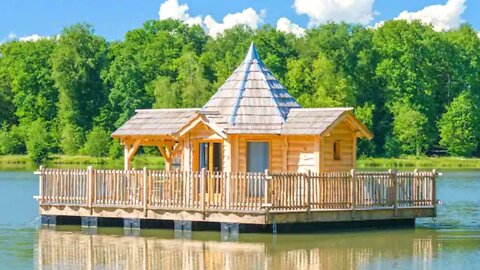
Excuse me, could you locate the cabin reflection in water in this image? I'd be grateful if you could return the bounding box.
[37,229,437,270]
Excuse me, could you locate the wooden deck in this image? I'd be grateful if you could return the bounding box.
[36,167,437,225]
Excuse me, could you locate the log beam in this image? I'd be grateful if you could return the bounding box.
[124,140,141,170]
[157,140,182,171]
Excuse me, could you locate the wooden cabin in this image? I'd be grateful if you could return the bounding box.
[35,44,437,232]
[112,43,372,173]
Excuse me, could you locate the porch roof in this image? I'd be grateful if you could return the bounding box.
[111,108,199,138]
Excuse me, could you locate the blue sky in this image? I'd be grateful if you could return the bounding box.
[1,0,478,41]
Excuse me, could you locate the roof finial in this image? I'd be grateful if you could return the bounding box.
[245,42,260,61]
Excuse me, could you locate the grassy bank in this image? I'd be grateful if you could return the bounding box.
[357,156,480,169]
[2,154,480,171]
[0,155,165,170]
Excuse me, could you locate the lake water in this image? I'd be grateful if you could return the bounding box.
[0,170,479,269]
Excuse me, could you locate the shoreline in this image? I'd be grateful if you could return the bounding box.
[356,157,480,170]
[0,155,165,171]
[1,155,480,171]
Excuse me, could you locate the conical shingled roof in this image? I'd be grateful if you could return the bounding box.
[201,43,301,134]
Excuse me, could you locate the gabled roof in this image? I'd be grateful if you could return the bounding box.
[281,108,373,139]
[201,43,301,134]
[111,109,198,138]
[176,111,228,139]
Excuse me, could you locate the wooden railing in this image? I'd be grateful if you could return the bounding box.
[36,167,437,213]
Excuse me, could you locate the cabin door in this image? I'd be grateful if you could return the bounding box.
[196,141,223,199]
[198,141,222,172]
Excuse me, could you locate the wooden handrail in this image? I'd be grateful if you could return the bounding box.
[36,167,438,213]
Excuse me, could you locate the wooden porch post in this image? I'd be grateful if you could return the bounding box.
[124,145,131,170]
[307,170,312,212]
[38,165,45,204]
[264,169,270,207]
[143,167,148,217]
[392,169,398,215]
[225,172,231,209]
[87,166,94,214]
[350,169,356,211]
[200,168,206,218]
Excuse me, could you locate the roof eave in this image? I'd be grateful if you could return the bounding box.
[319,111,373,139]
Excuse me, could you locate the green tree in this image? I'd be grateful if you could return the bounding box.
[300,53,354,107]
[2,40,58,123]
[438,91,480,156]
[25,119,50,163]
[60,124,84,155]
[444,25,480,98]
[51,23,107,153]
[373,21,442,152]
[0,51,16,127]
[355,103,375,157]
[392,103,430,156]
[0,125,25,155]
[284,58,313,99]
[82,126,111,157]
[151,76,180,108]
[109,139,123,159]
[99,42,151,130]
[383,132,401,158]
[176,52,211,107]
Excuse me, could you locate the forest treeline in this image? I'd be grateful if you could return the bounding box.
[1,19,480,163]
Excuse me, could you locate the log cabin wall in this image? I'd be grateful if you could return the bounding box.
[286,136,316,173]
[180,120,358,174]
[322,121,356,172]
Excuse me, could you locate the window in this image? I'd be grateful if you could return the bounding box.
[247,142,270,172]
[333,141,341,160]
[247,142,269,197]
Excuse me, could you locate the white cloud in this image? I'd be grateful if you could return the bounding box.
[204,8,265,37]
[19,34,47,42]
[394,0,466,31]
[293,0,376,26]
[158,0,265,37]
[158,0,203,26]
[276,17,305,37]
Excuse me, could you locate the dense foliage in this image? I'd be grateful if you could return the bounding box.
[1,19,480,163]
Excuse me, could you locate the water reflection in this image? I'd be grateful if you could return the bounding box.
[35,227,480,270]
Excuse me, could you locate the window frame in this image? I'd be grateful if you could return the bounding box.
[333,140,341,161]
